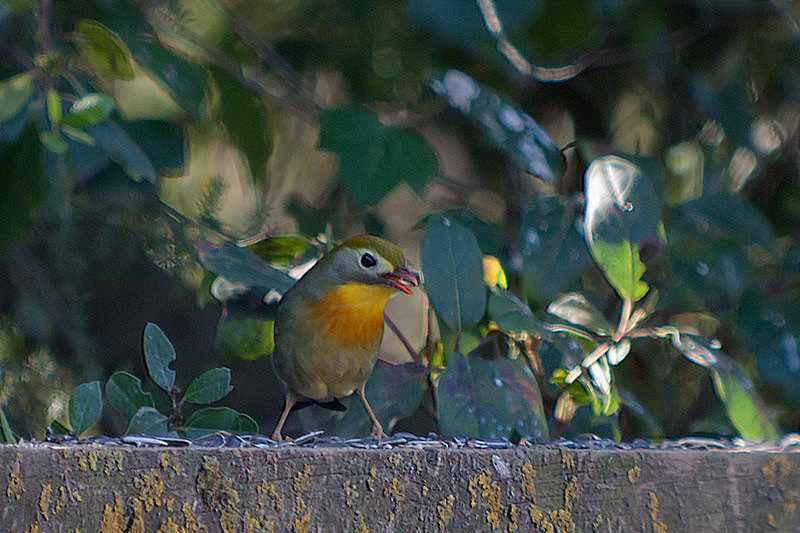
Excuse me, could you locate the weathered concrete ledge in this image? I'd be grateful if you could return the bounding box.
[1,442,799,532]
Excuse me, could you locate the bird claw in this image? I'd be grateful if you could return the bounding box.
[369,426,388,440]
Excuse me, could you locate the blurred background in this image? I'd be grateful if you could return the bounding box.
[1,0,799,440]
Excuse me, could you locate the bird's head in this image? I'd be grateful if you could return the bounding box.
[317,235,419,294]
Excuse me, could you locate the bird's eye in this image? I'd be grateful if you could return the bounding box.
[360,252,377,268]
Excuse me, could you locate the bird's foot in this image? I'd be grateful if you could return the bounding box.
[369,425,388,440]
[271,431,294,443]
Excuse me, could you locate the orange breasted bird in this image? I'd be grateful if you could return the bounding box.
[270,235,418,441]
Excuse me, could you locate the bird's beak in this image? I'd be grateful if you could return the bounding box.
[380,268,419,295]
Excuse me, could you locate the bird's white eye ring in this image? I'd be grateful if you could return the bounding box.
[360,252,377,268]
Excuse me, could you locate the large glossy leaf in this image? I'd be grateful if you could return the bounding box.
[182,407,259,438]
[0,73,33,122]
[210,67,270,184]
[0,124,45,254]
[547,292,613,336]
[584,156,662,302]
[737,292,800,402]
[311,362,428,438]
[487,288,544,337]
[318,107,438,206]
[421,215,486,330]
[431,70,565,185]
[74,19,135,80]
[105,371,155,422]
[198,242,296,296]
[675,194,776,253]
[183,368,233,405]
[143,323,177,392]
[99,3,207,117]
[126,406,169,436]
[520,196,592,302]
[215,316,275,361]
[69,381,103,438]
[438,351,547,441]
[87,122,156,183]
[670,333,779,440]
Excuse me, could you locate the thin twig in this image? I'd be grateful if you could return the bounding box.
[384,313,420,365]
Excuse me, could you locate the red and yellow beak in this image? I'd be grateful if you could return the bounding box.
[380,268,419,295]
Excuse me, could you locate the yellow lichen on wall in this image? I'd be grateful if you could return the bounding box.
[507,504,518,532]
[38,484,52,520]
[528,474,578,533]
[437,494,455,531]
[647,491,668,533]
[344,480,359,508]
[159,452,183,476]
[134,471,165,512]
[75,449,99,472]
[197,455,242,533]
[103,450,124,475]
[353,510,368,533]
[99,494,145,533]
[291,464,312,533]
[762,456,798,517]
[366,467,377,492]
[257,481,282,512]
[7,453,24,499]
[468,470,502,529]
[521,463,536,500]
[628,465,641,484]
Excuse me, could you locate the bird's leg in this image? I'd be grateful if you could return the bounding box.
[271,392,297,442]
[356,387,387,439]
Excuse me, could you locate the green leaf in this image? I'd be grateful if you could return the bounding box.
[318,107,438,206]
[547,292,613,336]
[438,351,548,441]
[87,122,157,183]
[583,156,662,302]
[143,323,177,392]
[40,131,69,153]
[182,407,259,438]
[0,124,45,254]
[421,215,486,330]
[320,362,428,438]
[671,333,779,440]
[488,287,544,337]
[74,19,135,80]
[737,292,800,402]
[50,419,70,435]
[105,371,155,422]
[126,406,169,436]
[198,242,296,297]
[521,196,592,302]
[431,70,565,185]
[68,381,103,438]
[244,235,312,264]
[0,73,34,123]
[46,90,62,126]
[215,316,274,361]
[184,368,233,404]
[65,93,115,128]
[210,67,270,185]
[676,194,777,253]
[0,406,16,443]
[710,358,780,441]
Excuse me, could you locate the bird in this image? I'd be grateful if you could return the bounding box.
[270,235,418,441]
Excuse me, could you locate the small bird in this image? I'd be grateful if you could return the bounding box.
[270,235,418,441]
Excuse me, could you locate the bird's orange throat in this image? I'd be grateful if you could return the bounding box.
[305,283,396,350]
